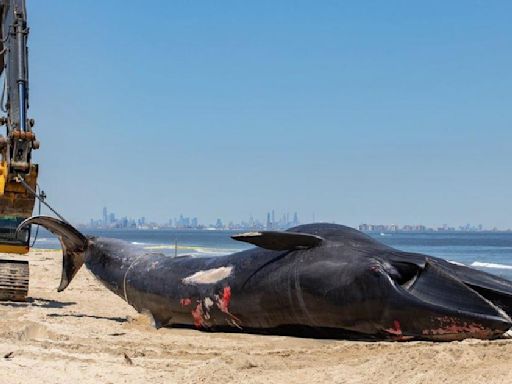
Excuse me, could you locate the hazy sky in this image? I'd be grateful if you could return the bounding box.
[25,1,512,227]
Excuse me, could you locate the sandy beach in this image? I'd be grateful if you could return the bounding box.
[0,249,511,384]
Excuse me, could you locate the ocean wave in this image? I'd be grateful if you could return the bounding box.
[189,247,240,255]
[471,261,512,270]
[32,237,59,242]
[143,244,241,256]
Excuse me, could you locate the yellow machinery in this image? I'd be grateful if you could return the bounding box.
[0,0,39,301]
[0,163,38,254]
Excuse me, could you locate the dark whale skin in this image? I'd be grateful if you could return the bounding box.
[19,218,512,341]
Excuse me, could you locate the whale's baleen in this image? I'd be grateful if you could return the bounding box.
[19,216,512,341]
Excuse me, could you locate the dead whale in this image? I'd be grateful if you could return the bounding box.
[19,216,512,341]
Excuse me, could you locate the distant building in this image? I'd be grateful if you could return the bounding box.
[358,224,370,232]
[292,212,299,227]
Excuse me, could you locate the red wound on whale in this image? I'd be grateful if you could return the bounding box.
[180,298,192,307]
[191,302,204,328]
[385,320,402,336]
[218,286,231,313]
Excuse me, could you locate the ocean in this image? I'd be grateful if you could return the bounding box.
[32,229,512,281]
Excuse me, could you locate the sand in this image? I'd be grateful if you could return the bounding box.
[1,250,512,384]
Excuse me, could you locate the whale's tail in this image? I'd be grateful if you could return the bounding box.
[17,216,88,291]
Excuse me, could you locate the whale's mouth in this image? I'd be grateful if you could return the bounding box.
[381,257,512,339]
[388,255,512,320]
[17,216,88,291]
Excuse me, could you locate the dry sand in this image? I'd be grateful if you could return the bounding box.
[1,250,512,384]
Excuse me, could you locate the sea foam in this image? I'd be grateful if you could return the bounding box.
[471,261,512,270]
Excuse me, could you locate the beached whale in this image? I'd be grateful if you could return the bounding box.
[19,216,512,341]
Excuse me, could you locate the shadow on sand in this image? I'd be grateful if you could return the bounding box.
[0,297,76,309]
[47,313,127,323]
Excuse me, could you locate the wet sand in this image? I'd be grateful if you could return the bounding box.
[1,249,512,384]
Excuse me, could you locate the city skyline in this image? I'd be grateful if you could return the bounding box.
[80,207,512,232]
[84,207,302,231]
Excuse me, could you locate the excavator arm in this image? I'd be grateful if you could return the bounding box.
[0,0,38,170]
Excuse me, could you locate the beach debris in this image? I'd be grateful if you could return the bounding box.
[3,351,14,360]
[123,353,133,365]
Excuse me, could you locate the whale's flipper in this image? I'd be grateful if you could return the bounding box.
[17,216,88,291]
[232,231,324,251]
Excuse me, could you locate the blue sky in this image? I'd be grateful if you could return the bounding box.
[25,1,512,227]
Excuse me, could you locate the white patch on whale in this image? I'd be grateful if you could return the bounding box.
[204,297,214,308]
[237,232,262,237]
[182,266,233,285]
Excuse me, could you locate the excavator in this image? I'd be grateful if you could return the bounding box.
[0,0,39,301]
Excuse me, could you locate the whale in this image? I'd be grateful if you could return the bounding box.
[19,216,512,341]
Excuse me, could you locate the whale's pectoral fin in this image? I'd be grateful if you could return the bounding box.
[17,216,88,291]
[231,231,324,251]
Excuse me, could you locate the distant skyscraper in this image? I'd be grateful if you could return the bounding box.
[293,212,299,226]
[271,210,275,230]
[102,207,108,226]
[266,212,271,230]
